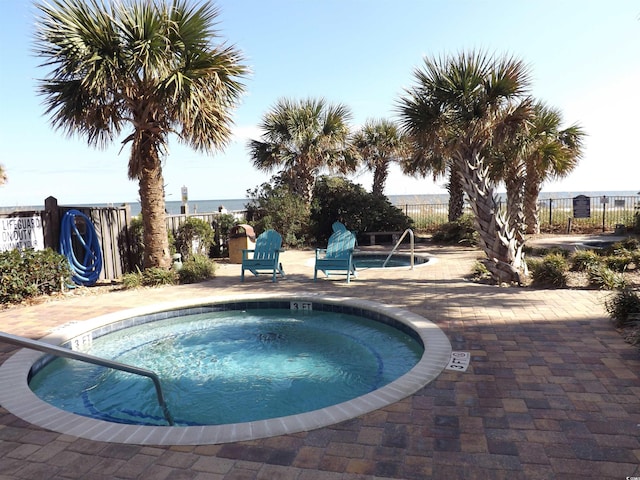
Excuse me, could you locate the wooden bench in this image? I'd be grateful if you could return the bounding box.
[363,231,402,246]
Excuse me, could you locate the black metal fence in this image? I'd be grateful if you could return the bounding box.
[396,195,640,233]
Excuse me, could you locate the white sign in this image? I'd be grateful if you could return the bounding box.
[446,351,470,372]
[0,215,45,252]
[70,333,93,351]
[290,301,313,311]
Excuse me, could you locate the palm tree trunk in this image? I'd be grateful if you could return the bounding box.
[505,165,527,246]
[447,162,465,221]
[138,148,171,269]
[372,162,389,196]
[455,150,525,283]
[524,167,542,234]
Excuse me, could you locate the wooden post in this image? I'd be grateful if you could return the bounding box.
[121,204,135,274]
[43,196,60,251]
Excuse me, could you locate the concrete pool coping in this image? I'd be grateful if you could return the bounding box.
[0,292,451,445]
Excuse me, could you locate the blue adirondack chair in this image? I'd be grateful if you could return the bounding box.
[314,222,357,283]
[241,229,285,282]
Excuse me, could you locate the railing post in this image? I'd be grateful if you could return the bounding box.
[0,331,174,426]
[548,198,553,228]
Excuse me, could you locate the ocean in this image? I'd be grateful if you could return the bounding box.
[132,190,640,217]
[2,191,638,217]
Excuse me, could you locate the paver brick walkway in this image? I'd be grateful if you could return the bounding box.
[1,244,639,479]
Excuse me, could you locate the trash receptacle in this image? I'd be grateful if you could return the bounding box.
[228,224,256,264]
[614,224,626,235]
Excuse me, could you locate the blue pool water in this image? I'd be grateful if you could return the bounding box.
[29,309,423,426]
[352,253,429,269]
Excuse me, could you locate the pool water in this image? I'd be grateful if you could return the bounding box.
[352,253,429,269]
[29,309,423,426]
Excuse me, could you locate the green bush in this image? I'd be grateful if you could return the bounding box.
[121,271,142,289]
[605,287,640,328]
[310,176,412,244]
[178,254,216,284]
[0,248,72,304]
[470,260,493,282]
[121,267,177,289]
[127,216,176,271]
[570,249,602,272]
[432,214,478,245]
[604,254,633,273]
[606,238,639,253]
[175,217,214,260]
[127,216,145,272]
[212,213,238,257]
[525,257,541,273]
[587,264,627,290]
[530,253,568,288]
[142,267,177,286]
[246,176,311,247]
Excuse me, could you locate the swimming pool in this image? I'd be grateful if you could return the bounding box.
[351,252,432,269]
[29,308,423,426]
[0,293,451,445]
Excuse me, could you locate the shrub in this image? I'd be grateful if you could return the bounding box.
[0,248,72,304]
[587,264,627,290]
[121,267,177,289]
[178,254,216,284]
[602,238,638,253]
[470,260,493,283]
[175,217,214,261]
[530,253,568,288]
[212,213,238,257]
[525,257,541,273]
[127,216,145,272]
[605,287,640,328]
[121,271,142,289]
[310,176,412,244]
[127,216,176,271]
[570,249,602,272]
[246,176,311,247]
[619,237,639,251]
[141,267,178,286]
[604,254,633,273]
[432,214,478,245]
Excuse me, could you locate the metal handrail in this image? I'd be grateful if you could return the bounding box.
[382,228,414,269]
[0,331,174,426]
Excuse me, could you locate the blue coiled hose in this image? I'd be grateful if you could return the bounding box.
[59,210,102,286]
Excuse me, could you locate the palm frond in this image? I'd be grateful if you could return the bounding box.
[34,0,247,176]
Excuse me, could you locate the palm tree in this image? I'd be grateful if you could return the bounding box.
[0,165,6,186]
[34,0,247,268]
[352,119,407,196]
[487,104,533,246]
[523,103,585,234]
[400,146,465,222]
[248,97,357,205]
[398,50,532,283]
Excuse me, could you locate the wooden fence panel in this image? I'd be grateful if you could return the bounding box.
[59,205,132,282]
[165,213,219,236]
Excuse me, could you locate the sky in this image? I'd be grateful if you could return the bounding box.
[0,0,639,208]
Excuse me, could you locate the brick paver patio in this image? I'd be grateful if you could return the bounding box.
[1,243,639,479]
